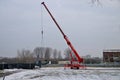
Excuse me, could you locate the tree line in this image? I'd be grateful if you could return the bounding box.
[0,47,102,64]
[10,47,71,63]
[0,47,73,63]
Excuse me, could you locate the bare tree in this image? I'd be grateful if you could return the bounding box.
[53,49,58,59]
[17,49,34,63]
[58,51,62,60]
[64,48,71,60]
[91,0,100,4]
[34,47,40,60]
[44,47,52,60]
[90,0,120,6]
[34,47,45,59]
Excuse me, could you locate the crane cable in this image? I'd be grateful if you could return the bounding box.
[41,4,44,47]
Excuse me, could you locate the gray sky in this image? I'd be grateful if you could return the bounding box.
[0,0,120,57]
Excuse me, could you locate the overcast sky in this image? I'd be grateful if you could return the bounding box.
[0,0,120,57]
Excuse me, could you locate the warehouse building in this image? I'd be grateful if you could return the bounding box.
[103,49,120,64]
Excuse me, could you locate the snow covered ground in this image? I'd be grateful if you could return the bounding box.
[0,67,120,80]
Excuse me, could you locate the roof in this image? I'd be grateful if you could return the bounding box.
[103,49,120,52]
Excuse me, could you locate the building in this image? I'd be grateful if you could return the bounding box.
[103,49,120,63]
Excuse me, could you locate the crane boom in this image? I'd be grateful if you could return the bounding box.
[41,2,83,63]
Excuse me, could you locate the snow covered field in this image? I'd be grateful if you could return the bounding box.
[0,67,120,80]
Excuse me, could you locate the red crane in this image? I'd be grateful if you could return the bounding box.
[41,2,85,69]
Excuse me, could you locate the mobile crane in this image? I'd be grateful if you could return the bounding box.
[41,2,85,69]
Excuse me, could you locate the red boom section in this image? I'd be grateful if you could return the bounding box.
[41,2,83,63]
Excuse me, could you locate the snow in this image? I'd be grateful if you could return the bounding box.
[0,67,120,80]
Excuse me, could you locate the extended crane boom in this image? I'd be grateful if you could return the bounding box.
[41,2,83,65]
